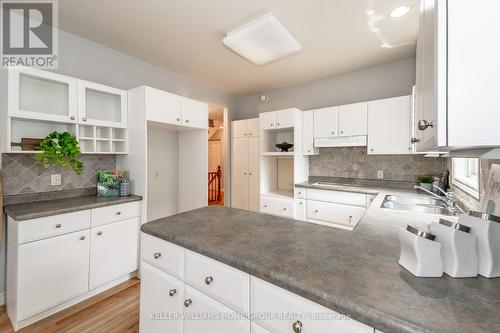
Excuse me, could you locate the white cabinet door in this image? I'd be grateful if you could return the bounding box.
[139,262,183,333]
[8,68,78,123]
[247,118,260,137]
[231,138,249,210]
[248,137,260,212]
[259,111,276,130]
[17,230,90,321]
[275,109,295,129]
[231,120,248,138]
[314,106,339,138]
[89,218,139,289]
[295,199,306,221]
[302,110,318,155]
[182,97,208,129]
[144,87,182,126]
[78,80,128,128]
[338,102,367,136]
[183,285,250,333]
[368,96,412,155]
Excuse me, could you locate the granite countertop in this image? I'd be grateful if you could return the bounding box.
[4,195,142,221]
[141,204,499,333]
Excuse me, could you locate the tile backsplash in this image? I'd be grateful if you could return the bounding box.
[309,147,446,182]
[1,154,116,196]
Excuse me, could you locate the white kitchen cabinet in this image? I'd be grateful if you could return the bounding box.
[259,109,295,130]
[260,196,294,218]
[231,119,260,212]
[141,232,185,280]
[259,111,276,130]
[8,68,78,123]
[368,96,412,155]
[16,230,90,321]
[139,262,184,333]
[89,218,139,289]
[314,106,339,138]
[183,284,250,333]
[145,86,182,126]
[302,110,318,155]
[338,102,367,136]
[78,80,128,128]
[181,97,208,129]
[295,199,306,221]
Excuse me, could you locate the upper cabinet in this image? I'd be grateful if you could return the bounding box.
[78,80,128,128]
[313,106,338,138]
[259,109,295,130]
[302,110,318,155]
[414,0,500,151]
[338,102,367,137]
[232,118,259,138]
[8,67,78,123]
[368,96,412,155]
[144,87,208,130]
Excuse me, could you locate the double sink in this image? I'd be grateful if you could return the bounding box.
[381,195,456,216]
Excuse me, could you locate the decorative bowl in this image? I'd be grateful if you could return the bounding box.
[275,142,294,152]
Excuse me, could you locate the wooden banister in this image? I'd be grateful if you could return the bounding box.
[208,166,222,203]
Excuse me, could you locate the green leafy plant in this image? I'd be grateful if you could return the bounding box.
[418,175,435,184]
[34,131,84,175]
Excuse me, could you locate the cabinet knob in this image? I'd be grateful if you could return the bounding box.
[205,276,214,285]
[244,133,247,136]
[417,119,434,131]
[97,231,103,236]
[299,201,303,205]
[340,131,344,134]
[370,148,374,152]
[264,205,268,208]
[331,131,335,135]
[410,137,420,144]
[55,223,62,228]
[82,117,87,122]
[70,116,75,120]
[314,209,318,213]
[153,252,161,259]
[244,172,247,175]
[249,133,252,136]
[276,122,280,126]
[270,123,274,127]
[184,299,192,307]
[293,320,303,333]
[115,211,121,215]
[80,236,86,240]
[185,119,190,123]
[176,118,181,121]
[169,289,177,297]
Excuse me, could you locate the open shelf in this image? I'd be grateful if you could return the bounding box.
[261,128,295,153]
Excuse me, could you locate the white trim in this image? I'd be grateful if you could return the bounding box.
[452,179,480,200]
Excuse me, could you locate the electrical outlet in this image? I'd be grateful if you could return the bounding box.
[377,170,384,179]
[51,174,62,186]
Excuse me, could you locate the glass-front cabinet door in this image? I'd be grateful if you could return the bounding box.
[78,80,128,128]
[8,68,78,123]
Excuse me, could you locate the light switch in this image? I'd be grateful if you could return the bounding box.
[51,174,62,186]
[377,171,384,179]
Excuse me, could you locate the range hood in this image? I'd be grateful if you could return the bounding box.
[314,136,367,148]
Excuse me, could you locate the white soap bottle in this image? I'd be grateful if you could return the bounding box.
[459,211,500,278]
[399,225,443,277]
[430,219,478,277]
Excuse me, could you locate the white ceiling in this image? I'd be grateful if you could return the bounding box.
[59,0,419,96]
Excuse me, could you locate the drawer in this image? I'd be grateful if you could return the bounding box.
[141,233,184,280]
[306,189,366,207]
[306,200,365,228]
[17,210,91,244]
[184,250,250,313]
[260,197,294,218]
[91,201,140,227]
[295,188,306,199]
[251,277,372,333]
[295,199,306,221]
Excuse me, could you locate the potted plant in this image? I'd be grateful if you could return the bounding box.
[418,175,435,191]
[34,131,84,175]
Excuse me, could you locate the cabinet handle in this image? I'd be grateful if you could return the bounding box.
[185,119,190,123]
[314,209,318,213]
[80,236,86,240]
[331,131,335,135]
[244,133,247,136]
[270,123,274,127]
[82,117,87,122]
[176,118,181,121]
[55,223,62,228]
[410,137,419,144]
[70,116,75,120]
[276,122,280,126]
[249,172,252,176]
[283,207,286,211]
[115,211,122,215]
[370,148,374,152]
[293,320,303,333]
[184,299,192,307]
[249,133,252,136]
[205,276,214,285]
[299,201,303,205]
[169,289,177,297]
[340,131,344,134]
[264,204,268,208]
[153,252,161,259]
[417,119,434,131]
[97,231,103,236]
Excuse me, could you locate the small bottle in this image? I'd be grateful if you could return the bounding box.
[399,225,443,277]
[430,219,478,277]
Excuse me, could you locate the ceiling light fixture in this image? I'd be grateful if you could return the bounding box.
[390,6,412,18]
[222,13,301,66]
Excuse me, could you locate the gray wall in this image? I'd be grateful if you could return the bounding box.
[236,57,416,120]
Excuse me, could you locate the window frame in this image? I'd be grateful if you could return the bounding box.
[452,158,480,199]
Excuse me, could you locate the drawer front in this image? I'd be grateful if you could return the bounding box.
[185,250,250,313]
[260,197,293,218]
[18,210,91,244]
[91,201,140,227]
[141,233,184,280]
[295,188,306,199]
[306,200,365,228]
[251,277,372,333]
[295,199,306,221]
[306,189,366,207]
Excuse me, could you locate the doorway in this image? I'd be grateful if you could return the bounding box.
[208,104,225,206]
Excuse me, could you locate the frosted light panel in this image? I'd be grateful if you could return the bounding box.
[223,13,301,66]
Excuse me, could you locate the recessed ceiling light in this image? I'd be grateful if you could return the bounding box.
[222,13,301,66]
[390,6,412,18]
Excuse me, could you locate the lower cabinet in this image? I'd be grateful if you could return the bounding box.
[17,230,90,321]
[260,196,294,218]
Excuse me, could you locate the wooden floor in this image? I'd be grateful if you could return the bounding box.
[0,278,140,333]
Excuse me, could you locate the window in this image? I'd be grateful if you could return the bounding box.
[452,158,479,198]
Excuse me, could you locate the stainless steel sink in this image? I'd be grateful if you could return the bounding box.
[381,195,456,216]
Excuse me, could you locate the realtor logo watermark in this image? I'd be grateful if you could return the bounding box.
[1,0,58,68]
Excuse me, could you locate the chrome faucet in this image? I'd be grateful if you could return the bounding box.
[414,184,456,212]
